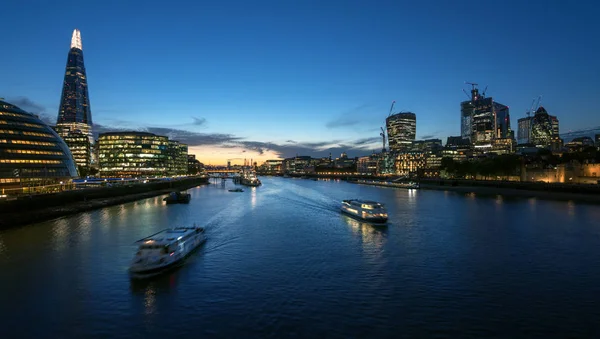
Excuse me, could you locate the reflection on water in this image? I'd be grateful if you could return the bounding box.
[567,200,576,217]
[341,215,387,251]
[407,188,417,202]
[0,236,5,257]
[251,188,257,209]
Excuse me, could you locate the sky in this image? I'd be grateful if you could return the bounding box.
[1,0,599,165]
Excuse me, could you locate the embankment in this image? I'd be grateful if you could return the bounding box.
[419,179,600,204]
[0,176,209,229]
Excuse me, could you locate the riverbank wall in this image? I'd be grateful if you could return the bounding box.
[0,176,209,229]
[419,179,600,204]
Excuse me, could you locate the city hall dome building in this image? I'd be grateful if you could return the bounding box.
[0,99,78,195]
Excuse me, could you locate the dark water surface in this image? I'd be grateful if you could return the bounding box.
[1,177,600,338]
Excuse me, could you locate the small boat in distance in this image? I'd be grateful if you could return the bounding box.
[229,188,244,192]
[341,199,388,224]
[129,225,206,278]
[164,191,191,204]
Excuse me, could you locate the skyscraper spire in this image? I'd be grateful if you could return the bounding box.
[70,29,82,50]
[57,29,93,170]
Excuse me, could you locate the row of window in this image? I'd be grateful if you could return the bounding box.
[0,139,57,146]
[0,129,55,138]
[3,149,63,156]
[0,120,45,129]
[0,178,20,183]
[0,159,62,164]
[0,111,26,118]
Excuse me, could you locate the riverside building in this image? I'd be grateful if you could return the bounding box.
[55,29,95,170]
[98,132,188,178]
[386,112,416,152]
[0,99,78,195]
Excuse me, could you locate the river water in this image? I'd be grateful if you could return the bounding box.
[1,177,600,338]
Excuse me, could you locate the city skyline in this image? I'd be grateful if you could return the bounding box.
[2,0,600,164]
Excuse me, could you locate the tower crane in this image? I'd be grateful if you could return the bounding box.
[388,100,396,116]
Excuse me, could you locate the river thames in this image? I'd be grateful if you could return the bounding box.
[1,177,599,338]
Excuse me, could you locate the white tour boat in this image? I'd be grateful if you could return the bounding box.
[341,199,388,224]
[129,226,206,277]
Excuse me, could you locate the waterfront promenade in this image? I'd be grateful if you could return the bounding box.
[0,176,209,229]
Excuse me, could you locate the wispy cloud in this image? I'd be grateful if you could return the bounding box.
[93,122,378,160]
[192,117,206,126]
[9,97,45,114]
[325,103,374,129]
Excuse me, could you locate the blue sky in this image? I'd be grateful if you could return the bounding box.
[2,0,599,164]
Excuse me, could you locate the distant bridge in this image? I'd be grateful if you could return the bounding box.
[205,169,240,174]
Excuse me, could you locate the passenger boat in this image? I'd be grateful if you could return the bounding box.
[240,171,262,187]
[163,191,191,204]
[129,226,206,278]
[341,199,388,224]
[228,188,244,192]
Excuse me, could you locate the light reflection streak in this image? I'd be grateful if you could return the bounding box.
[52,218,69,253]
[0,236,6,257]
[251,188,257,209]
[342,215,387,253]
[79,213,92,245]
[528,197,536,211]
[144,286,156,315]
[407,188,417,202]
[567,200,575,217]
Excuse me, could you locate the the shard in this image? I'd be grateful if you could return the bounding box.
[56,29,93,170]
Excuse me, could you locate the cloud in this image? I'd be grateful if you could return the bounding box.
[92,122,378,161]
[9,97,46,114]
[325,103,374,129]
[325,118,360,128]
[192,117,206,126]
[420,134,435,140]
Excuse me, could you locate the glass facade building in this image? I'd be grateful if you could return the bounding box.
[0,100,78,194]
[471,97,495,147]
[530,107,554,148]
[56,29,94,169]
[460,101,474,141]
[517,117,532,145]
[167,140,188,176]
[386,112,416,152]
[98,132,188,178]
[98,132,169,178]
[494,102,511,139]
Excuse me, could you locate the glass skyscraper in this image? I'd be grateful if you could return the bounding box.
[386,112,416,152]
[56,29,93,169]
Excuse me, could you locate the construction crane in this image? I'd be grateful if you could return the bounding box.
[465,81,478,90]
[388,100,396,117]
[526,95,543,116]
[481,85,488,98]
[462,89,471,100]
[464,81,480,101]
[380,127,386,153]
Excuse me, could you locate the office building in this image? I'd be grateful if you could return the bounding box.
[167,140,188,176]
[517,117,532,145]
[386,112,416,152]
[596,134,600,150]
[55,29,94,169]
[550,115,559,136]
[530,107,555,148]
[98,132,170,177]
[0,99,78,194]
[494,102,512,139]
[460,101,475,141]
[411,139,443,153]
[461,85,511,151]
